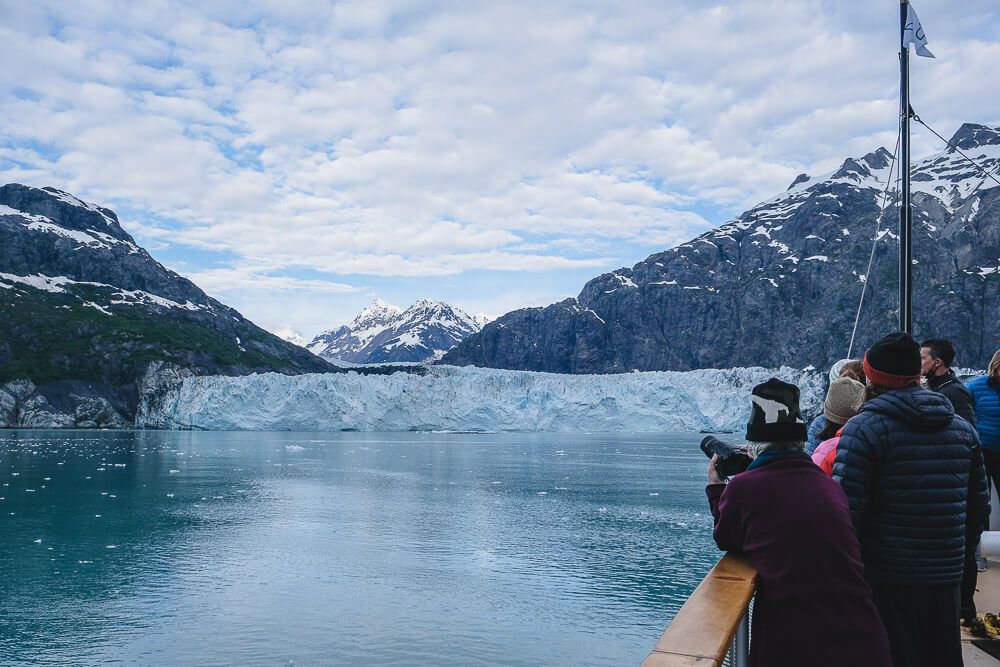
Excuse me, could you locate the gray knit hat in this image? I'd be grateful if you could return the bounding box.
[823,377,865,425]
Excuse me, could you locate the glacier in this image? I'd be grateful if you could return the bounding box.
[137,364,825,433]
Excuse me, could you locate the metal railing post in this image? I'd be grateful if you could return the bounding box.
[734,611,750,667]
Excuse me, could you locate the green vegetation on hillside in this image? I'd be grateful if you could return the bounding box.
[0,287,297,385]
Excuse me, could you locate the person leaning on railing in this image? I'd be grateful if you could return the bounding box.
[706,378,891,667]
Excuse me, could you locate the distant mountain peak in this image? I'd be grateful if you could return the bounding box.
[787,173,811,190]
[274,326,308,347]
[355,298,402,318]
[4,184,123,233]
[309,298,484,363]
[948,123,1000,152]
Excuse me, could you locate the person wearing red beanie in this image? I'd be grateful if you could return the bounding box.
[834,332,990,667]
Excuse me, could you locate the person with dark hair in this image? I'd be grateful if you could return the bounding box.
[840,359,866,384]
[707,378,891,667]
[920,338,982,621]
[835,332,990,667]
[921,338,976,426]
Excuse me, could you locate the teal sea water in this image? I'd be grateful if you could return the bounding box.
[0,431,719,666]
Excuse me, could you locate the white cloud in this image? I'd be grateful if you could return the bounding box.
[1,0,999,330]
[183,265,360,295]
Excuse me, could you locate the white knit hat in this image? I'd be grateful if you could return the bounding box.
[828,358,854,384]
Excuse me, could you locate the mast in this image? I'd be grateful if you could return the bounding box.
[899,0,913,333]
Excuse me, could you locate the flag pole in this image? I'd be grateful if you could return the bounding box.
[899,0,913,334]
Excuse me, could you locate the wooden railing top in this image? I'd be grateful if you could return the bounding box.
[641,553,757,667]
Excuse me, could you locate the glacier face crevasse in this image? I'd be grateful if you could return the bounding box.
[137,365,825,433]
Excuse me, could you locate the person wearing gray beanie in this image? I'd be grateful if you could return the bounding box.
[824,377,866,427]
[806,359,863,454]
[812,377,866,476]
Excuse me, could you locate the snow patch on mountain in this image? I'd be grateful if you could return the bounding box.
[0,272,209,312]
[2,201,141,253]
[41,187,118,227]
[137,364,825,432]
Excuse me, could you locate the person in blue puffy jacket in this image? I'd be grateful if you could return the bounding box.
[834,332,990,667]
[968,349,1000,499]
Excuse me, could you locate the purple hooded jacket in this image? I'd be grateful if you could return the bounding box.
[707,452,890,667]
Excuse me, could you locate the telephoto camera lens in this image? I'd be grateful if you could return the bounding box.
[700,436,751,477]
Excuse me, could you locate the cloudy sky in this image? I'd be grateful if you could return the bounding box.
[2,1,998,338]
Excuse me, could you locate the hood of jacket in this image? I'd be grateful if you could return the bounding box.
[860,386,955,431]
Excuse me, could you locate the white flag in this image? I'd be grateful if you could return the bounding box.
[903,4,935,58]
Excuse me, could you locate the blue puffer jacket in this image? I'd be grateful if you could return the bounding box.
[806,414,827,454]
[833,387,990,586]
[968,375,1000,452]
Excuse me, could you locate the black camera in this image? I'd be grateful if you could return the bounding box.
[700,436,751,478]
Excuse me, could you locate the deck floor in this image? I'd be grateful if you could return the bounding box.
[962,555,1000,666]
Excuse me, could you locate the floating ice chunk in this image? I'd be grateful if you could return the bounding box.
[284,445,306,452]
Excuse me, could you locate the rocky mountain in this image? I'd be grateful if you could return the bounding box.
[0,184,338,427]
[443,122,1000,373]
[309,299,485,363]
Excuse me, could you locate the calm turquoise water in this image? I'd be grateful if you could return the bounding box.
[0,431,719,666]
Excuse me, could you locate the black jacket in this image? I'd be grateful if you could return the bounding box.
[928,369,977,428]
[833,386,990,586]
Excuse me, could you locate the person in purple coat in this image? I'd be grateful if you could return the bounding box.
[707,378,891,667]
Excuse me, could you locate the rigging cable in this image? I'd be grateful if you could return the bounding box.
[847,114,1000,359]
[911,112,1000,190]
[847,128,901,359]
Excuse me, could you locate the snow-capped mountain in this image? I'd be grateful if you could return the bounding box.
[0,183,335,427]
[444,122,1000,372]
[309,299,485,363]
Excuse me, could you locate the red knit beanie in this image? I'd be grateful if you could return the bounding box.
[863,331,922,388]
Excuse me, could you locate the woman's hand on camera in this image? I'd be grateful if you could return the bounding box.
[707,454,724,485]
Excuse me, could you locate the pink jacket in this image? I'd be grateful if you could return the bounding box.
[811,428,844,476]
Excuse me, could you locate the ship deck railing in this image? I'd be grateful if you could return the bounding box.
[643,535,1000,667]
[642,553,756,667]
